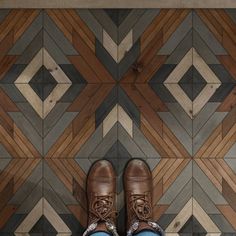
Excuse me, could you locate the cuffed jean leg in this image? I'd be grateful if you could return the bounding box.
[90,232,111,236]
[134,230,161,236]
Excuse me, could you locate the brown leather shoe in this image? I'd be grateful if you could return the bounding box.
[83,160,118,236]
[124,159,164,236]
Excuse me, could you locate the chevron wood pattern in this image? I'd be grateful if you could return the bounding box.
[0,8,236,236]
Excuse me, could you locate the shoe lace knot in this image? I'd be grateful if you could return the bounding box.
[90,194,116,222]
[130,193,152,221]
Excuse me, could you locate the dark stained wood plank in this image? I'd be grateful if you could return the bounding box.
[68,56,101,83]
[218,55,236,81]
[222,178,236,211]
[136,84,168,112]
[72,84,113,135]
[46,9,72,42]
[195,9,222,43]
[14,10,40,43]
[163,9,190,42]
[67,84,100,112]
[217,86,236,112]
[217,205,236,230]
[121,83,163,136]
[222,106,236,138]
[0,204,17,229]
[0,56,18,80]
[222,30,236,61]
[65,9,95,51]
[0,30,14,62]
[0,178,14,211]
[72,31,114,83]
[141,9,175,51]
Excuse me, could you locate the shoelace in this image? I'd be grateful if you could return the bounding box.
[83,194,119,236]
[90,194,116,222]
[130,193,152,221]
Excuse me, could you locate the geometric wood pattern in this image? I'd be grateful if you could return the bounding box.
[0,9,236,236]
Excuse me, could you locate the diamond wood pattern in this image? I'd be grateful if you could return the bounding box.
[0,9,236,236]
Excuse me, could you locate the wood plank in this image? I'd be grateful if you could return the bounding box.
[163,159,183,183]
[0,106,14,137]
[135,55,167,83]
[13,10,40,42]
[68,56,101,83]
[66,9,95,51]
[193,198,220,233]
[222,30,236,61]
[210,9,236,44]
[153,159,176,184]
[222,178,236,212]
[195,10,222,43]
[122,83,163,136]
[163,124,190,158]
[61,160,84,187]
[72,178,87,208]
[222,106,236,137]
[217,87,236,112]
[14,159,39,193]
[0,30,13,62]
[0,178,13,211]
[141,115,174,157]
[45,125,72,158]
[0,10,25,42]
[217,159,236,187]
[72,84,113,135]
[217,205,236,230]
[203,159,222,183]
[163,159,189,193]
[120,67,137,83]
[0,204,17,229]
[13,127,35,158]
[153,205,168,221]
[0,89,19,112]
[217,131,236,158]
[136,84,167,112]
[0,125,26,157]
[68,205,87,228]
[69,117,94,158]
[211,124,236,157]
[163,130,183,157]
[46,9,72,42]
[152,158,169,179]
[195,159,222,192]
[152,179,163,204]
[46,159,73,192]
[141,9,175,51]
[0,130,19,157]
[0,55,18,80]
[139,30,163,67]
[163,9,190,42]
[67,10,94,43]
[62,115,95,158]
[0,159,24,192]
[67,84,100,112]
[194,125,222,158]
[218,55,236,81]
[13,124,42,158]
[59,9,94,52]
[72,31,114,83]
[201,132,222,158]
[51,132,73,158]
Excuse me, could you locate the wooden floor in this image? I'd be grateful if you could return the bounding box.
[0,9,236,235]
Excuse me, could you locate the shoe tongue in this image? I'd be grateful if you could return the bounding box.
[94,222,110,233]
